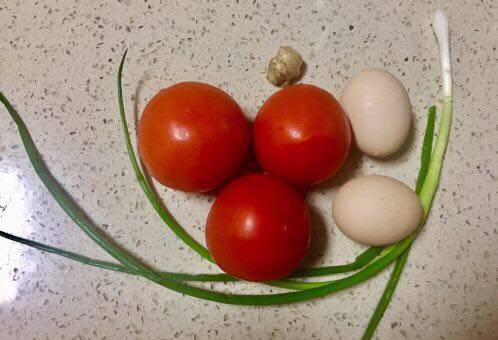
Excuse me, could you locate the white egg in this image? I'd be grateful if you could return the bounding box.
[332,175,422,246]
[340,68,412,157]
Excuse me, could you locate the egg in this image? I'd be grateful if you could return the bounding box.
[332,175,422,246]
[340,68,412,157]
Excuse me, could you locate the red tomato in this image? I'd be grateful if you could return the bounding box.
[138,82,250,192]
[206,173,311,281]
[254,84,351,187]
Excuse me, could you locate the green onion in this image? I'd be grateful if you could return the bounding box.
[416,106,437,193]
[418,10,453,218]
[0,227,381,286]
[0,230,234,282]
[0,227,383,286]
[362,10,453,338]
[362,105,436,339]
[0,90,151,277]
[290,246,384,278]
[362,247,411,339]
[117,50,213,263]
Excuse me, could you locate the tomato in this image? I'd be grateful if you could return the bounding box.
[138,82,250,192]
[205,173,311,281]
[254,84,351,187]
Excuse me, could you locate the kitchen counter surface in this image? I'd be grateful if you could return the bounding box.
[1,1,497,339]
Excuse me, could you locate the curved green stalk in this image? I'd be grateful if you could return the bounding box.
[0,90,148,276]
[361,246,411,340]
[418,98,452,217]
[418,10,453,218]
[117,50,213,263]
[0,230,235,282]
[415,106,437,193]
[147,236,415,305]
[0,228,376,289]
[0,228,381,287]
[291,246,384,278]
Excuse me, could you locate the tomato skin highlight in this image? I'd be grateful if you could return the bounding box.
[138,82,250,192]
[254,84,351,187]
[206,173,311,282]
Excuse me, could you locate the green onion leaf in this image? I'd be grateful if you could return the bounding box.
[362,105,437,339]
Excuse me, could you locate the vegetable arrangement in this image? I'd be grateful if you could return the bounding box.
[0,10,452,339]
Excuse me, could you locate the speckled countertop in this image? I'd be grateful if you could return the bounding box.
[0,1,497,339]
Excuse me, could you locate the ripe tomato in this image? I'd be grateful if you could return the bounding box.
[206,173,311,281]
[254,84,351,187]
[138,82,250,192]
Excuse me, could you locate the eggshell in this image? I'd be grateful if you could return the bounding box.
[340,68,412,157]
[332,175,422,246]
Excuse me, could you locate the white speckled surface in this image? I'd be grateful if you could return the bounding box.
[1,1,497,339]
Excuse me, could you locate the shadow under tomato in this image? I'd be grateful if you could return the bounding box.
[314,145,363,191]
[299,205,329,269]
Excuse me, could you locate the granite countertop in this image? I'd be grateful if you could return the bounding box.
[1,1,496,339]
